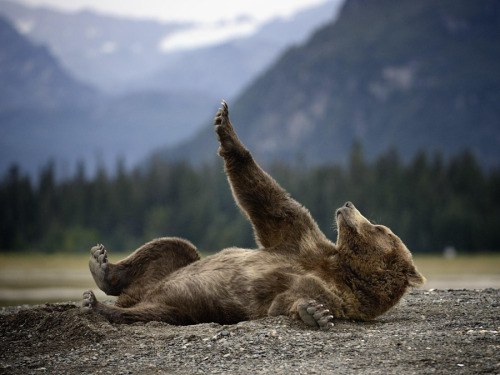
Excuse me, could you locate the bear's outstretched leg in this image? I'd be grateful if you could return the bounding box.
[82,290,193,324]
[89,237,199,305]
[214,101,326,249]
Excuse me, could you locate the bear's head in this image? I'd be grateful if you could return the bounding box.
[334,201,425,318]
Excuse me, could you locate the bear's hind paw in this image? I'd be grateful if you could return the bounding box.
[89,244,113,293]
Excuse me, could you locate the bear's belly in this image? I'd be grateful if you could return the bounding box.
[142,249,298,324]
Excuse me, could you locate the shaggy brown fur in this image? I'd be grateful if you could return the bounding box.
[82,101,425,329]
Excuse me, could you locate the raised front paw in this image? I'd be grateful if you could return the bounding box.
[82,289,97,310]
[213,100,240,156]
[297,299,334,331]
[214,100,229,128]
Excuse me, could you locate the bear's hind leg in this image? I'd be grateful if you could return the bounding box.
[82,290,192,324]
[89,244,119,295]
[88,237,200,301]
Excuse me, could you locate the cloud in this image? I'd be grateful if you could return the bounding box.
[16,0,331,23]
[159,17,259,52]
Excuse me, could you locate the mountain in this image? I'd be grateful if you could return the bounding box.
[0,16,96,112]
[159,0,500,168]
[0,0,189,92]
[0,0,347,176]
[0,0,344,96]
[0,16,219,176]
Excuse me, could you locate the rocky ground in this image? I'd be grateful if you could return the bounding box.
[0,289,499,374]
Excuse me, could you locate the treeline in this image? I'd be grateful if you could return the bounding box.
[1,146,499,254]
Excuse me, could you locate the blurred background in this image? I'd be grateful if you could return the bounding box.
[0,0,499,305]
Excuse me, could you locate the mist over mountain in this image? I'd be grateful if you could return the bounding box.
[160,0,500,168]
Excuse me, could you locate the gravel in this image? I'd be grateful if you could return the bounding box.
[1,289,499,374]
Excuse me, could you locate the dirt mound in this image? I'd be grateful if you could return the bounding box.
[0,303,107,361]
[1,289,499,374]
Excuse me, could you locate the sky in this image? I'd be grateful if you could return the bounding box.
[13,0,331,23]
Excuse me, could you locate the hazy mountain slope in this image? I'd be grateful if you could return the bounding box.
[160,0,500,167]
[0,16,96,112]
[0,0,189,92]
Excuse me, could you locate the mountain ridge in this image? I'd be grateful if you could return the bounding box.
[158,0,500,168]
[0,0,189,92]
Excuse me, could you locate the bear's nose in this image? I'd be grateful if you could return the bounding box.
[344,201,354,209]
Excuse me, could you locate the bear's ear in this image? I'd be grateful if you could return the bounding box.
[408,266,426,287]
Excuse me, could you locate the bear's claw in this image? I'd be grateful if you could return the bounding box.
[214,100,229,128]
[221,99,228,113]
[298,299,334,331]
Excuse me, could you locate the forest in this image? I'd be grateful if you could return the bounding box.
[1,145,499,255]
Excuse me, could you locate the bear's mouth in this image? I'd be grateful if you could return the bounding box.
[336,208,355,229]
[336,209,343,221]
[336,209,347,226]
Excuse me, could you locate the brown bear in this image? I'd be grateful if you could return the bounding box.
[82,101,425,330]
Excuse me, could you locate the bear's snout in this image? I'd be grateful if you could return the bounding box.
[344,201,355,209]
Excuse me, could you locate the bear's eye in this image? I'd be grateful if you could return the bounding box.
[376,226,385,233]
